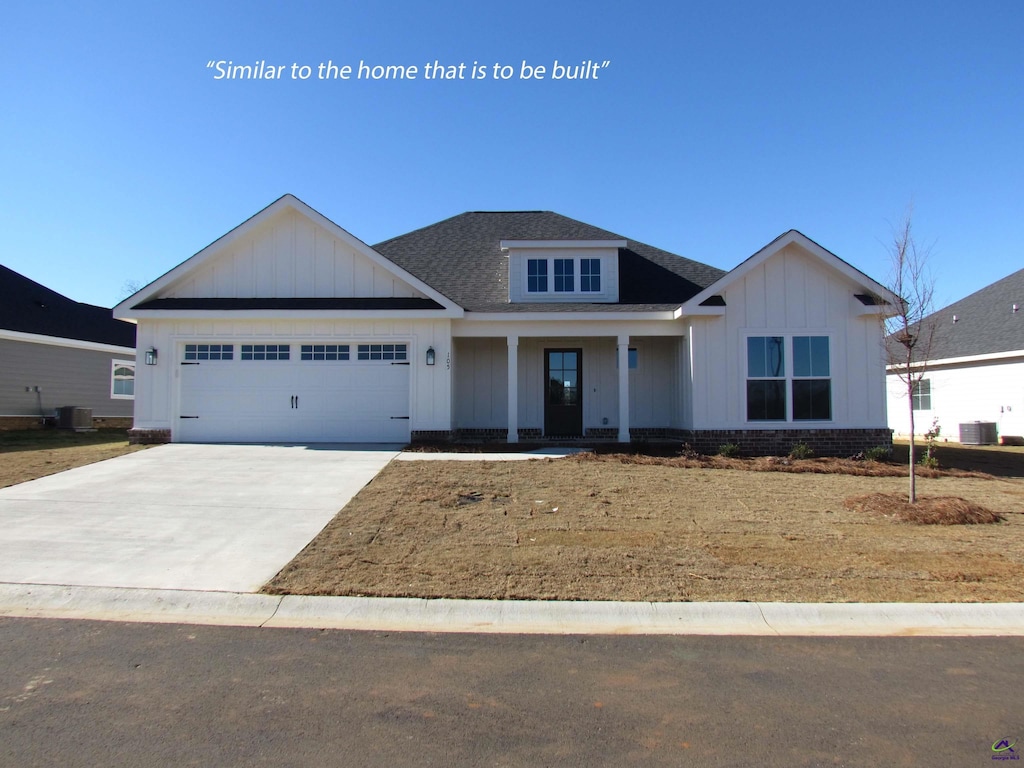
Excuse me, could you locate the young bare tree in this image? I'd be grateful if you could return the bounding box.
[884,212,937,503]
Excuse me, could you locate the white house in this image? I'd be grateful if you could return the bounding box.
[115,194,895,454]
[887,267,1024,444]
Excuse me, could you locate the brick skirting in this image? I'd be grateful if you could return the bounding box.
[681,428,893,457]
[128,428,172,445]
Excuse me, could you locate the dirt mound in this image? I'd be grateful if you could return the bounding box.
[843,493,1005,525]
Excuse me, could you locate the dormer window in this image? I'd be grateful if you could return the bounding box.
[503,239,622,303]
[526,256,603,295]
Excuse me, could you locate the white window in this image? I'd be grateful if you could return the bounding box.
[110,360,135,399]
[526,257,603,295]
[746,335,831,422]
[241,344,290,361]
[184,344,234,361]
[300,344,350,361]
[912,379,931,410]
[357,343,408,361]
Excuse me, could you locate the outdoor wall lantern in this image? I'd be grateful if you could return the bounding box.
[145,347,158,365]
[425,347,436,366]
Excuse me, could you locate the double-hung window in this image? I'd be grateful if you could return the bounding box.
[911,379,931,410]
[527,259,548,293]
[746,335,831,422]
[553,259,574,292]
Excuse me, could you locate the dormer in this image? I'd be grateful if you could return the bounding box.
[501,240,623,303]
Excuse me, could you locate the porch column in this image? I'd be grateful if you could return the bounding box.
[617,334,630,442]
[507,335,519,443]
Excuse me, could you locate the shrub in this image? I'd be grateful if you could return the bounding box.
[718,443,740,458]
[864,445,892,462]
[788,442,814,460]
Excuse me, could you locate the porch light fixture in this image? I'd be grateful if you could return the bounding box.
[425,347,436,366]
[145,347,158,365]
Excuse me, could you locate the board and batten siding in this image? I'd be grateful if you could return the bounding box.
[132,317,452,438]
[689,243,888,430]
[0,337,134,418]
[165,209,423,300]
[452,335,682,432]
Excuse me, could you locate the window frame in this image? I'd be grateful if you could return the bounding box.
[110,359,135,400]
[744,334,833,423]
[525,256,604,296]
[911,378,932,411]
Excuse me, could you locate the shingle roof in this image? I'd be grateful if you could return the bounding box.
[0,265,136,347]
[373,211,726,312]
[900,267,1024,361]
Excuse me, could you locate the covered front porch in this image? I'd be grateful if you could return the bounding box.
[451,331,688,443]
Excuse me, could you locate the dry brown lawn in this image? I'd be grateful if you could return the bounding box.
[0,430,147,488]
[264,452,1024,603]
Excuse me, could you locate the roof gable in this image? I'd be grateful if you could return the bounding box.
[0,264,135,347]
[373,211,726,312]
[116,195,460,317]
[678,230,897,316]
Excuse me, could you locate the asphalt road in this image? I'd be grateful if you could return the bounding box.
[1,617,1021,767]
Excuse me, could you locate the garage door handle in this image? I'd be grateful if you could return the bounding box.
[390,416,410,420]
[180,415,199,419]
[181,362,200,366]
[392,361,410,366]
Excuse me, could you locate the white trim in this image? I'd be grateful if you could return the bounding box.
[0,328,135,356]
[500,239,626,251]
[110,359,136,400]
[458,311,677,322]
[125,308,461,321]
[886,348,1024,371]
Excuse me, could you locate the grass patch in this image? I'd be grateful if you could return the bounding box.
[0,429,148,488]
[264,454,1024,603]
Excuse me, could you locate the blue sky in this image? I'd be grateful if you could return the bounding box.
[2,1,1021,310]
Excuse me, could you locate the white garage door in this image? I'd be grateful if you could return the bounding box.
[177,342,411,443]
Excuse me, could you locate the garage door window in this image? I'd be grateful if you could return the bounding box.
[357,343,408,361]
[241,344,290,361]
[184,344,234,361]
[301,344,350,361]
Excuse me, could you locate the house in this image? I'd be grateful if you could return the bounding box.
[886,267,1024,443]
[1,264,136,429]
[115,194,895,454]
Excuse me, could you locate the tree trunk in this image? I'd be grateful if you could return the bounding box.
[908,386,917,504]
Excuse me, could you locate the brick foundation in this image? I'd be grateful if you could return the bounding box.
[128,428,172,445]
[680,428,892,457]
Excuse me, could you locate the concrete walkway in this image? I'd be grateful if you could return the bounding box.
[0,443,400,592]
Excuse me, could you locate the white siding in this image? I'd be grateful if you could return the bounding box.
[164,209,423,300]
[887,357,1024,440]
[689,243,888,430]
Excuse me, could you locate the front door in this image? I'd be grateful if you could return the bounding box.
[544,349,583,437]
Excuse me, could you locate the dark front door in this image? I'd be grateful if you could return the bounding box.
[544,349,583,437]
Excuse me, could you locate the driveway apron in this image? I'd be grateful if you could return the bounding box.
[0,443,399,592]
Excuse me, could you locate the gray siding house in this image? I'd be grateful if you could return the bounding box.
[1,265,136,428]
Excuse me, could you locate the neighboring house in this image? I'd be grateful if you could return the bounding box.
[115,194,895,454]
[1,265,136,429]
[886,267,1024,443]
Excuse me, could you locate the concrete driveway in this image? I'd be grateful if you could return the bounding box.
[0,443,400,592]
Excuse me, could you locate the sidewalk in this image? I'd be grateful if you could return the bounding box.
[2,583,1022,636]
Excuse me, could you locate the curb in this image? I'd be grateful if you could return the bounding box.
[1,583,1023,636]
